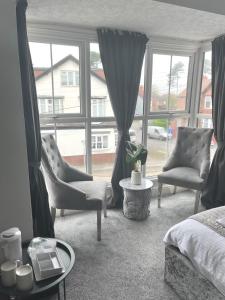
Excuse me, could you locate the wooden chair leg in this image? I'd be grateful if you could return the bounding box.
[97,209,101,241]
[60,209,65,217]
[51,207,56,224]
[173,186,177,194]
[158,183,163,208]
[194,191,201,214]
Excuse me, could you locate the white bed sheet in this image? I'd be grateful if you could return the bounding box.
[164,219,225,296]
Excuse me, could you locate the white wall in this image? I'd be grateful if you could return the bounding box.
[155,0,225,15]
[0,0,33,241]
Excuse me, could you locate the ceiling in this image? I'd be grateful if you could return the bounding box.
[27,0,225,42]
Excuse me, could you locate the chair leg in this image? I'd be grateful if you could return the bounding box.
[103,198,107,218]
[51,207,56,224]
[194,191,201,214]
[60,209,65,217]
[97,209,101,241]
[158,183,163,208]
[173,186,177,194]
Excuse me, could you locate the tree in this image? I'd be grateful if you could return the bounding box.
[151,119,167,129]
[90,51,101,68]
[169,62,184,91]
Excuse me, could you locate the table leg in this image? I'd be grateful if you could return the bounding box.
[63,279,66,300]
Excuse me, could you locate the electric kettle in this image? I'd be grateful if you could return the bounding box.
[0,228,22,265]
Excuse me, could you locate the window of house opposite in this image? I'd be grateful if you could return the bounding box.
[91,97,107,117]
[61,70,79,86]
[92,135,109,149]
[205,95,212,109]
[38,97,64,114]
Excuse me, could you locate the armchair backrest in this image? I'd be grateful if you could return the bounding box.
[166,127,213,176]
[41,134,67,182]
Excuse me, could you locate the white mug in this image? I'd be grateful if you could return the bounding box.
[16,264,33,291]
[1,260,17,287]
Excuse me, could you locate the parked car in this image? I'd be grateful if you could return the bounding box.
[148,126,172,140]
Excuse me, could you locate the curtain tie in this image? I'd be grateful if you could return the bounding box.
[118,130,130,140]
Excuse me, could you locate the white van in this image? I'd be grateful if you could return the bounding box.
[148,126,172,140]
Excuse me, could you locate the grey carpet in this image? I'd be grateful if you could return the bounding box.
[2,190,202,300]
[51,190,203,300]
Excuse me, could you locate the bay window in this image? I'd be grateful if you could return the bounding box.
[29,27,204,182]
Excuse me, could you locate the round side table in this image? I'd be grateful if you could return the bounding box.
[0,239,75,300]
[119,178,153,220]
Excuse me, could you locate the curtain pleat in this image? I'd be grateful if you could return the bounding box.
[97,28,148,207]
[201,35,225,209]
[16,0,54,237]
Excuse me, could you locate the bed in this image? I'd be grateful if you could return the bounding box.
[164,207,225,300]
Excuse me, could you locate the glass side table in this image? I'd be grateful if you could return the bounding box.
[0,239,75,300]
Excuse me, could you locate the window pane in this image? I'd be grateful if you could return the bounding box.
[55,123,86,172]
[91,120,142,181]
[90,43,113,117]
[198,51,216,160]
[90,43,144,117]
[52,44,81,114]
[169,56,189,111]
[146,117,188,176]
[150,54,189,112]
[199,51,212,115]
[30,42,53,115]
[91,122,116,181]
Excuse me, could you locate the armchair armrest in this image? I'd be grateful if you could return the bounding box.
[52,178,87,210]
[64,163,93,182]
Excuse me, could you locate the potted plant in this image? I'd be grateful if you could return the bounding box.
[126,141,148,185]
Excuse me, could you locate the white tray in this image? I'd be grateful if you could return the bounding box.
[31,249,65,282]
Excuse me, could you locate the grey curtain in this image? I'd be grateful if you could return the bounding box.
[201,35,225,209]
[97,28,148,207]
[16,0,54,237]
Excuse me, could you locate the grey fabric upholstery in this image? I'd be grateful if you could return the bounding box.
[158,127,213,213]
[41,134,107,240]
[158,167,204,190]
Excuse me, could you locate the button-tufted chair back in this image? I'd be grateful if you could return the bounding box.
[164,127,213,178]
[41,134,67,182]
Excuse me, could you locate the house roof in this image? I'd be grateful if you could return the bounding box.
[34,54,106,84]
[34,54,145,98]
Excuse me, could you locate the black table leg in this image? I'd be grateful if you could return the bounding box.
[63,279,66,300]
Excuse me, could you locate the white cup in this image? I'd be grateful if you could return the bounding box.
[1,260,17,287]
[16,264,33,291]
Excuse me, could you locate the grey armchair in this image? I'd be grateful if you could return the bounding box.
[158,127,213,214]
[41,134,107,241]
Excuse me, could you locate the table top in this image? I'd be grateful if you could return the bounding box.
[0,238,75,298]
[119,178,153,190]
